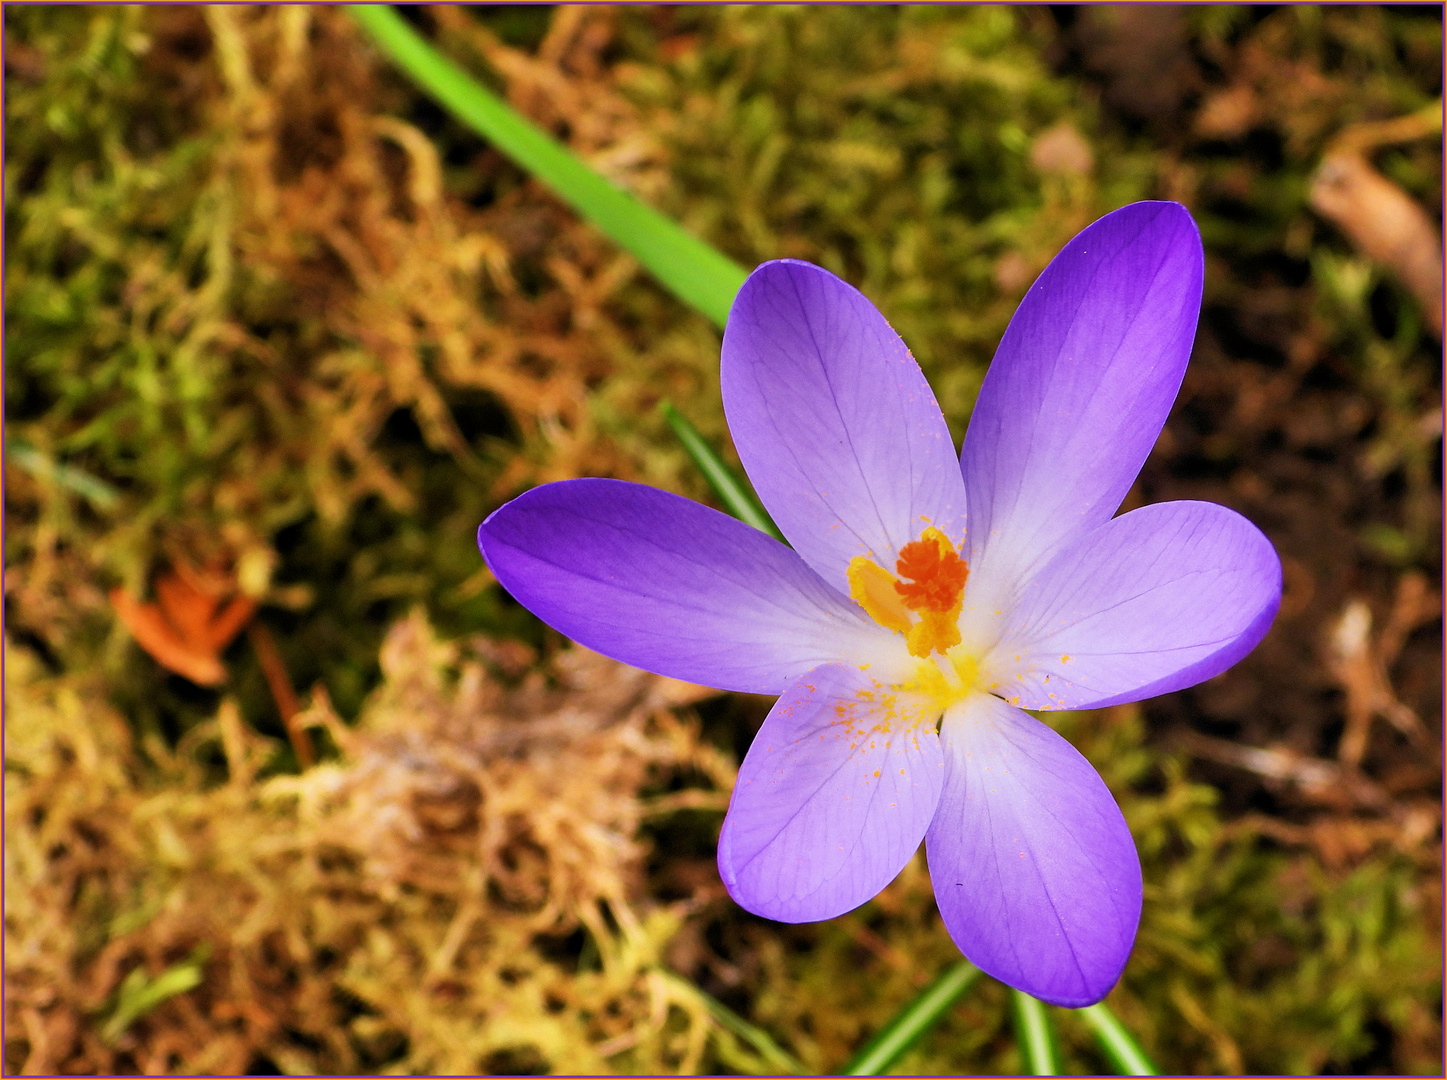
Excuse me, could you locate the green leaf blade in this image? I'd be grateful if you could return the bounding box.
[8,440,120,509]
[1079,1001,1158,1076]
[1011,989,1062,1076]
[660,402,784,541]
[346,4,748,328]
[100,946,210,1044]
[842,960,982,1075]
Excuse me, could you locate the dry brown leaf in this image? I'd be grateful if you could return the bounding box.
[1311,106,1444,339]
[1195,83,1260,140]
[1030,122,1094,177]
[1240,803,1441,871]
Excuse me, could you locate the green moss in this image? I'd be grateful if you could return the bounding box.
[5,4,1439,1074]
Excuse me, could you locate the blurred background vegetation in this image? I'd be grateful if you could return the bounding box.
[4,5,1440,1074]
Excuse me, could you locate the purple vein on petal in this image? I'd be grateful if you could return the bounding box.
[723,260,966,593]
[478,478,897,695]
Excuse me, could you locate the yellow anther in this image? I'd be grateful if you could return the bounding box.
[848,528,971,658]
[848,556,913,634]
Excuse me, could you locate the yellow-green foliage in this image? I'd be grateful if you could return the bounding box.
[5,4,1440,1075]
[5,5,694,725]
[609,4,1124,430]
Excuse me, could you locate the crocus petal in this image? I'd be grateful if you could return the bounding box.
[478,479,898,695]
[959,202,1204,592]
[719,663,945,922]
[926,693,1141,1007]
[983,500,1281,711]
[722,260,967,594]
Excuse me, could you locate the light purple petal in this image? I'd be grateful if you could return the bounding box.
[722,260,967,593]
[960,202,1204,588]
[926,693,1141,1007]
[719,663,945,923]
[478,479,895,695]
[984,500,1281,711]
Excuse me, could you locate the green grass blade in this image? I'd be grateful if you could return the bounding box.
[100,945,210,1044]
[1011,989,1062,1076]
[660,402,784,542]
[842,960,982,1075]
[655,971,805,1075]
[346,4,748,328]
[1079,1002,1157,1076]
[8,440,120,509]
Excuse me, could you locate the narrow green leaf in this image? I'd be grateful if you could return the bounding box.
[100,945,210,1043]
[346,4,748,328]
[8,440,119,509]
[657,970,805,1075]
[1011,989,1062,1076]
[1079,1001,1157,1076]
[842,960,982,1075]
[660,402,784,542]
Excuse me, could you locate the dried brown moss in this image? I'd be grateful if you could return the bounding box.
[4,4,1440,1074]
[5,612,754,1074]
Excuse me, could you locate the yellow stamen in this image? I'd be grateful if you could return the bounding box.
[847,556,912,634]
[905,605,962,658]
[847,527,970,659]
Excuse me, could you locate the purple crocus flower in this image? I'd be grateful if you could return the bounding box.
[477,202,1281,1006]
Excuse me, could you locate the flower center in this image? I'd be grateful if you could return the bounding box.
[905,647,980,713]
[847,526,969,658]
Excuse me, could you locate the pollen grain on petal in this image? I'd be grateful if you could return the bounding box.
[821,678,942,760]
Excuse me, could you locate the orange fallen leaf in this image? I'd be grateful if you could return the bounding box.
[110,570,256,686]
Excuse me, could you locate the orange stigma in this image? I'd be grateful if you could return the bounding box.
[848,527,969,658]
[894,530,969,613]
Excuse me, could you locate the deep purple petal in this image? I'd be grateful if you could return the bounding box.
[960,202,1204,588]
[478,479,895,695]
[984,500,1281,710]
[722,260,967,593]
[719,663,945,922]
[926,694,1141,1007]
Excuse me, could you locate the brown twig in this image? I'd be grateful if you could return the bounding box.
[1328,584,1434,768]
[246,622,314,767]
[1180,730,1390,812]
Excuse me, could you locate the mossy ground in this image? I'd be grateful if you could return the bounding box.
[5,6,1440,1074]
